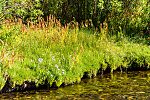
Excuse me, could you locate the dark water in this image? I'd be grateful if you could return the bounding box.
[1,71,150,100]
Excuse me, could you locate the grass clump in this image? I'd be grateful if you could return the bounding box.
[0,19,150,90]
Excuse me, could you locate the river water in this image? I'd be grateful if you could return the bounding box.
[1,71,150,100]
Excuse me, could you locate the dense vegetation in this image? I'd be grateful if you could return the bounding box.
[0,0,150,92]
[0,0,149,35]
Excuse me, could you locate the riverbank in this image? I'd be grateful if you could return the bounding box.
[1,71,150,99]
[0,20,150,93]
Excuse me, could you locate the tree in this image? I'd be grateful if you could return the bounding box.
[0,0,149,36]
[1,0,43,23]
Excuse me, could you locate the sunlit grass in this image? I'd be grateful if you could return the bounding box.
[0,17,150,89]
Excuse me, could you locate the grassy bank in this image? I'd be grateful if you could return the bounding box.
[0,19,150,91]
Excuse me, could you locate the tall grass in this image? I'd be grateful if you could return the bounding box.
[0,17,150,90]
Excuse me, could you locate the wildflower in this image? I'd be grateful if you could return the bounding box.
[55,64,59,69]
[62,69,65,75]
[51,74,53,77]
[52,56,55,61]
[55,64,59,68]
[38,58,43,63]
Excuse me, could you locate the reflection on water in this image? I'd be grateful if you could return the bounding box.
[1,71,150,100]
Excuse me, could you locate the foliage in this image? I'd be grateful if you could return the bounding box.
[0,0,149,36]
[1,0,43,22]
[97,0,150,35]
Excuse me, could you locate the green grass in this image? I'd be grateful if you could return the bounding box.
[0,21,150,90]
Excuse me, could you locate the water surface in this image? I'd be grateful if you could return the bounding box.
[1,71,150,100]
